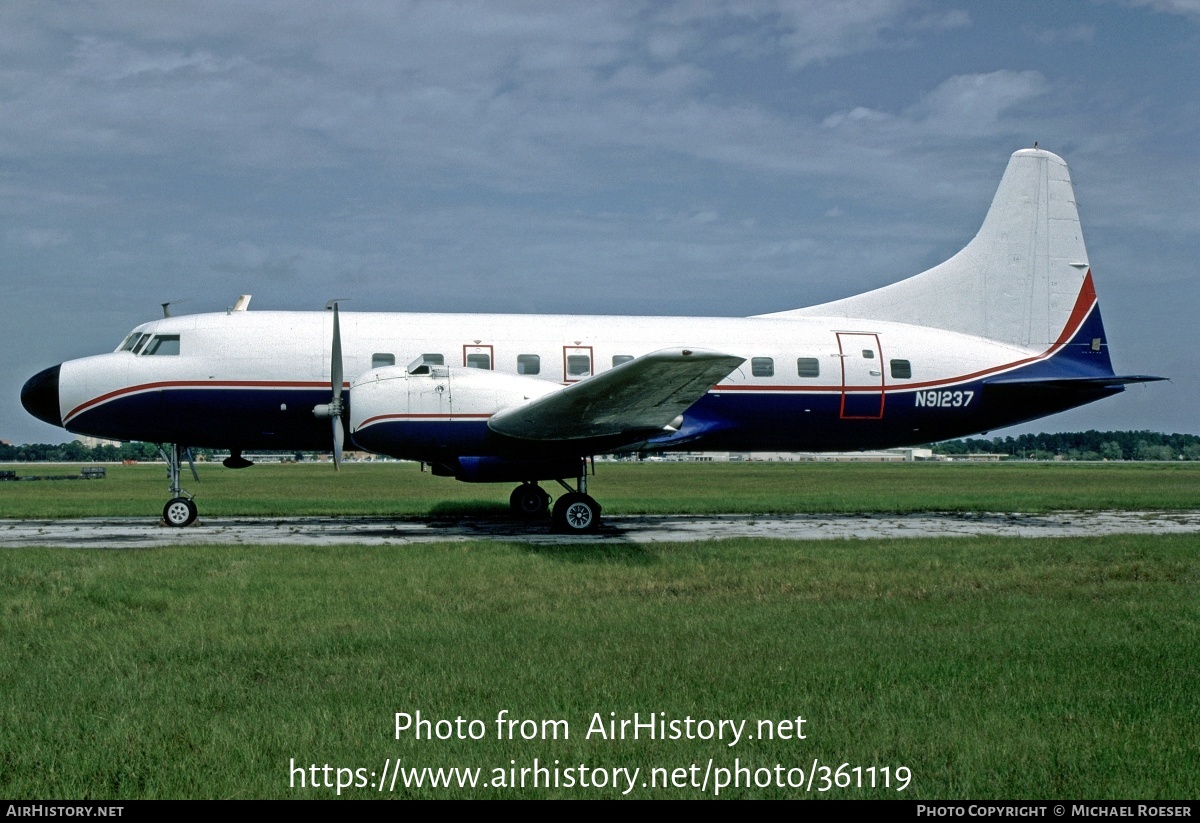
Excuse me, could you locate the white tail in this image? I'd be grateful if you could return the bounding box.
[766,148,1092,350]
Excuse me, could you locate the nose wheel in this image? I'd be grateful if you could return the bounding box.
[163,497,198,527]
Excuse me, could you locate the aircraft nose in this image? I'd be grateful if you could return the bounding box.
[21,364,62,427]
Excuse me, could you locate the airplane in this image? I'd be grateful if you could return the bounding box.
[20,147,1163,532]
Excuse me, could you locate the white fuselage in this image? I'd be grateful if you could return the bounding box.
[49,305,1078,465]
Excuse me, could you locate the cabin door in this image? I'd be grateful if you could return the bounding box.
[836,333,885,419]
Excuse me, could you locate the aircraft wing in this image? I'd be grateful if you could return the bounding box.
[487,348,744,441]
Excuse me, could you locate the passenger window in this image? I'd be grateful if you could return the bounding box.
[143,335,180,356]
[566,354,591,377]
[612,355,634,367]
[890,359,912,379]
[751,357,774,377]
[796,357,820,378]
[861,349,874,359]
[372,353,395,368]
[517,354,540,375]
[421,353,445,366]
[466,353,491,369]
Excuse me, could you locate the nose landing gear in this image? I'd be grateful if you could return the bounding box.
[158,443,199,527]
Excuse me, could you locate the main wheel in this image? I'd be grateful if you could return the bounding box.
[510,483,551,519]
[163,497,198,527]
[552,492,601,533]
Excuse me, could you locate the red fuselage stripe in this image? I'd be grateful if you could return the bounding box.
[65,380,348,423]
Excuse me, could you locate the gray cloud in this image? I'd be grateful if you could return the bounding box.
[1,1,1196,442]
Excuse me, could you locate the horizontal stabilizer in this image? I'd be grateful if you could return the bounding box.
[985,374,1166,390]
[982,374,1166,409]
[488,348,744,441]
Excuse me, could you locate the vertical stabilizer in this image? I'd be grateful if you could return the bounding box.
[769,149,1092,350]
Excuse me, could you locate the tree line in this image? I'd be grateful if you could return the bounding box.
[4,431,1200,462]
[931,430,1200,461]
[0,441,163,463]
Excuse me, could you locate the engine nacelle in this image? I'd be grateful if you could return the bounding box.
[348,364,559,461]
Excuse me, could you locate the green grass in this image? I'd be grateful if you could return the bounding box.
[1,535,1197,799]
[3,462,1197,798]
[3,461,1200,518]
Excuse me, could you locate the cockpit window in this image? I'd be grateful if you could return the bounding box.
[143,335,180,356]
[131,334,152,354]
[119,332,147,352]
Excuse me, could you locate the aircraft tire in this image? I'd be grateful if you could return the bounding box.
[510,484,551,519]
[163,497,197,528]
[552,492,601,533]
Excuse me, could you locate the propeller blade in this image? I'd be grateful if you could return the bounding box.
[319,298,348,470]
[331,302,343,401]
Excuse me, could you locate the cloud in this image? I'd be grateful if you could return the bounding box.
[821,106,891,129]
[2,2,1198,442]
[67,36,247,81]
[1120,0,1200,19]
[0,0,991,237]
[911,70,1049,132]
[819,69,1049,153]
[653,0,969,69]
[9,228,73,248]
[1022,23,1097,44]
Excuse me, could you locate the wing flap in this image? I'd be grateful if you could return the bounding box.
[488,348,744,441]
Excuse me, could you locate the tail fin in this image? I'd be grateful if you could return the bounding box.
[768,148,1093,351]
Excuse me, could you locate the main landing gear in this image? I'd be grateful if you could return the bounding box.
[510,482,551,519]
[509,461,601,532]
[158,443,199,527]
[508,460,602,532]
[553,489,601,533]
[553,459,601,533]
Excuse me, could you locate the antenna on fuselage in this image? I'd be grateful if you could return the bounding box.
[160,298,193,318]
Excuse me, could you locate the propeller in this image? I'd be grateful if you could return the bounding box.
[312,300,348,469]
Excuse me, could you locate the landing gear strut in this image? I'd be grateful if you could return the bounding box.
[510,482,551,519]
[158,443,199,527]
[551,459,601,533]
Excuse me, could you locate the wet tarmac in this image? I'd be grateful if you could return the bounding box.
[2,510,1199,548]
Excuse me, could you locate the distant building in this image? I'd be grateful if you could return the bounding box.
[631,448,935,463]
[75,435,121,448]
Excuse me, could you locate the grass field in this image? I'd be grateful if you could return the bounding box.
[3,460,1200,518]
[1,462,1197,799]
[0,534,1197,799]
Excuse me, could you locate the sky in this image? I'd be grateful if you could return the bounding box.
[3,0,1198,444]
